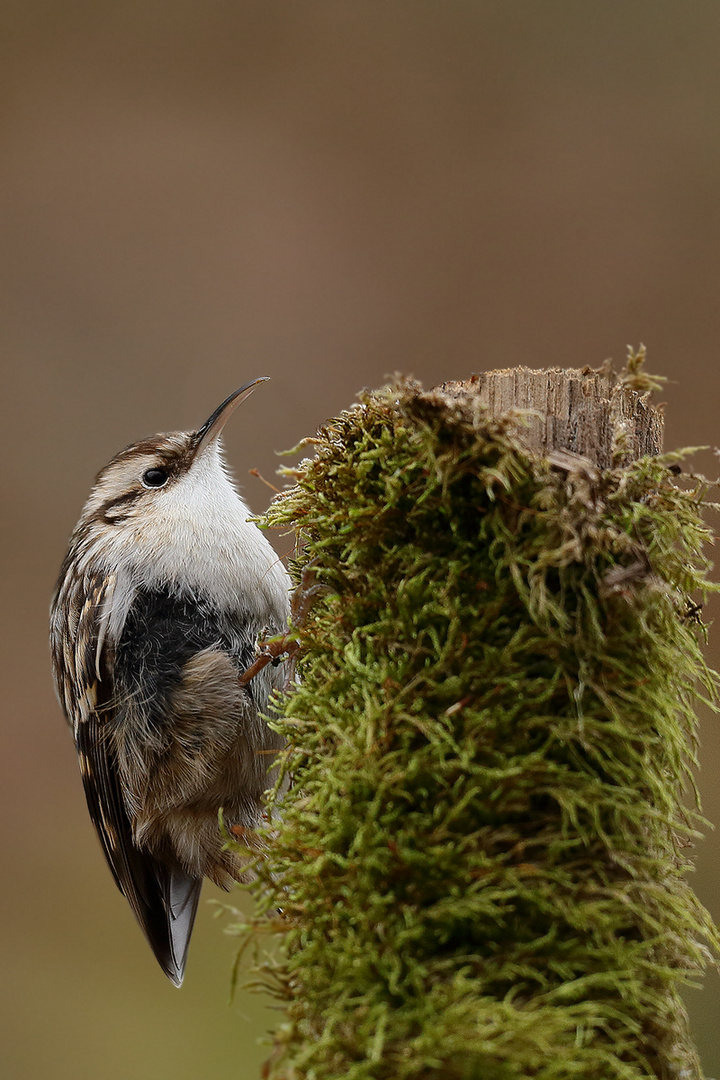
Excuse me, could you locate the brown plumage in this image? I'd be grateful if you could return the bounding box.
[50,381,290,985]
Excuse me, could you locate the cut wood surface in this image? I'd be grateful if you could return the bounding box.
[436,366,663,466]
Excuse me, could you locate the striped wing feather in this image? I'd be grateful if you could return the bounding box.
[53,568,201,986]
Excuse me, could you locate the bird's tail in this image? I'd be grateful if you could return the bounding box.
[124,852,202,986]
[153,866,202,986]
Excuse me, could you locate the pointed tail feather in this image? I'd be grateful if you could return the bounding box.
[127,858,202,986]
[161,868,203,986]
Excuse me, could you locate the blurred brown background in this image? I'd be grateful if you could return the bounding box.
[2,2,720,1077]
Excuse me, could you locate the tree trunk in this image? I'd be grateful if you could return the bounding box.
[242,365,718,1080]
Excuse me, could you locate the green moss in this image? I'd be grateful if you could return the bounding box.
[237,378,719,1079]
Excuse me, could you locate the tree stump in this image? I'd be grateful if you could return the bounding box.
[242,366,717,1080]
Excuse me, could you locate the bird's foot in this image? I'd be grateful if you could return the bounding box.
[238,561,332,690]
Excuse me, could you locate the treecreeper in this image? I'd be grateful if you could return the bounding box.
[50,379,290,986]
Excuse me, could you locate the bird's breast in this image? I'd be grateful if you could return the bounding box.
[122,492,289,624]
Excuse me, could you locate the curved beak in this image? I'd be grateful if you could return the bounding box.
[191,378,270,459]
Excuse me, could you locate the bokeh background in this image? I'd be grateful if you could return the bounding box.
[2,3,720,1077]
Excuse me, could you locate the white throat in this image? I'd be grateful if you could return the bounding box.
[105,446,289,624]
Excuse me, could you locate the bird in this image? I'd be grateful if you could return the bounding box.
[49,379,291,986]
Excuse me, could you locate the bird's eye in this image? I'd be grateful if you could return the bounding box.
[141,467,169,488]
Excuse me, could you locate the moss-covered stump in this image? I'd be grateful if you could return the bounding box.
[244,370,718,1080]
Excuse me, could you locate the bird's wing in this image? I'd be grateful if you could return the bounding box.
[52,568,201,985]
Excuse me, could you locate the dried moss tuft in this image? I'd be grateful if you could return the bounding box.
[238,377,719,1080]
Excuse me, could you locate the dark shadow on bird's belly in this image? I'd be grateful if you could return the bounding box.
[115,584,258,718]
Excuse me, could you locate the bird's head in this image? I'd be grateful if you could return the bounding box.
[80,378,269,532]
[56,374,286,639]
